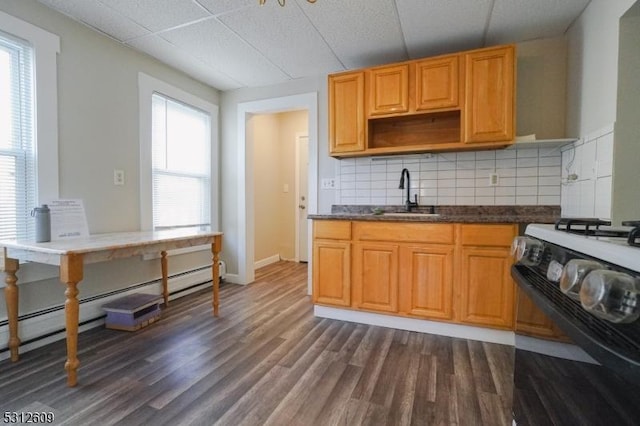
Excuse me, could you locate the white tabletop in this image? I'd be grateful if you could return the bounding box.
[1,228,223,266]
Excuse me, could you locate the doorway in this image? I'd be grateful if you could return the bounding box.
[251,113,309,268]
[237,93,318,293]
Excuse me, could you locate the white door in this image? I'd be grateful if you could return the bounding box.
[296,135,309,262]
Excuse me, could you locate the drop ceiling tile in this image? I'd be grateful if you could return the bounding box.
[396,0,492,58]
[38,0,150,41]
[486,0,591,45]
[195,0,256,15]
[98,0,211,33]
[127,35,242,90]
[219,1,343,78]
[160,18,290,87]
[296,0,407,69]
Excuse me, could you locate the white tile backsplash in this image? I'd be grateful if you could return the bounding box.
[336,147,562,206]
[561,125,614,219]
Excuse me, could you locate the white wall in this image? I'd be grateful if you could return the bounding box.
[563,0,637,221]
[0,1,220,335]
[565,0,635,138]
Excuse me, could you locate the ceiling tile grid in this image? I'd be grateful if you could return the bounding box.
[98,0,212,33]
[36,0,594,90]
[219,2,344,78]
[127,35,243,90]
[297,0,408,70]
[39,0,150,41]
[159,18,291,88]
[485,0,591,45]
[396,0,493,59]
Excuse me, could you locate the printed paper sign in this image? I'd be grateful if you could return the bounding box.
[48,199,90,240]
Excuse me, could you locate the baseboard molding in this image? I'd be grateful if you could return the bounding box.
[314,306,515,346]
[223,273,242,285]
[0,268,213,361]
[254,254,280,269]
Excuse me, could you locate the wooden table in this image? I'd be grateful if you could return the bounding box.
[1,229,223,387]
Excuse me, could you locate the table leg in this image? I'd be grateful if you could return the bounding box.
[161,250,169,306]
[4,255,20,362]
[60,253,83,387]
[211,235,222,317]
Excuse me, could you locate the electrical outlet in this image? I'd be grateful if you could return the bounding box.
[488,173,499,186]
[321,178,336,189]
[113,169,125,186]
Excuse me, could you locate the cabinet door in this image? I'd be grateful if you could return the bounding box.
[353,242,399,313]
[464,45,515,143]
[368,64,409,116]
[415,55,459,111]
[329,71,365,154]
[459,247,515,329]
[313,240,351,307]
[516,289,568,340]
[399,245,454,320]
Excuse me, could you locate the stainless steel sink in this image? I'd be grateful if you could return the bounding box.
[382,212,441,217]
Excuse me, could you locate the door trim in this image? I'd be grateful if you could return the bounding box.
[237,93,318,292]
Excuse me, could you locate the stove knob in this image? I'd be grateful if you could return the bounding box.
[546,260,564,282]
[511,237,544,266]
[559,259,604,300]
[580,270,640,323]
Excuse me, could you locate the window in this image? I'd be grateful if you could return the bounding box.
[138,72,219,233]
[151,93,211,230]
[0,12,59,242]
[0,31,34,240]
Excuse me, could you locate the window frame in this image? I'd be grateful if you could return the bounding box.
[0,11,60,232]
[138,72,219,238]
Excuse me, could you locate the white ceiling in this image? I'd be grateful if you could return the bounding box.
[38,0,591,91]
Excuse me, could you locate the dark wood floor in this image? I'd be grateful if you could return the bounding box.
[0,261,513,425]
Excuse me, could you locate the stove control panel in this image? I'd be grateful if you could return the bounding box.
[512,236,640,324]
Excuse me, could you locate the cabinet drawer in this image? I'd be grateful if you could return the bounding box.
[314,220,351,240]
[353,222,454,244]
[460,224,517,247]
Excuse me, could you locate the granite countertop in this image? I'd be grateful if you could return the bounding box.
[308,205,561,224]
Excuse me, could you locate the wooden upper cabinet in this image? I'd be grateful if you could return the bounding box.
[329,71,365,154]
[368,64,409,116]
[464,45,515,143]
[415,55,459,111]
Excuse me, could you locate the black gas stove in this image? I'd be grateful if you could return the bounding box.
[554,217,640,246]
[511,219,640,426]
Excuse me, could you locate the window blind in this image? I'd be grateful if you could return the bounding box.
[0,31,35,241]
[151,93,211,230]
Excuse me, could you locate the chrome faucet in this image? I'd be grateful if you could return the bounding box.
[399,168,419,212]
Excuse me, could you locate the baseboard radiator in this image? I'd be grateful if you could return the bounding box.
[0,265,217,360]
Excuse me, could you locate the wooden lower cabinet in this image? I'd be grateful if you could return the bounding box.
[352,242,399,313]
[312,240,351,307]
[312,220,519,331]
[399,245,454,320]
[516,289,567,340]
[458,246,515,329]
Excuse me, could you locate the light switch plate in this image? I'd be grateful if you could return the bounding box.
[488,173,499,186]
[114,169,125,186]
[321,178,336,189]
